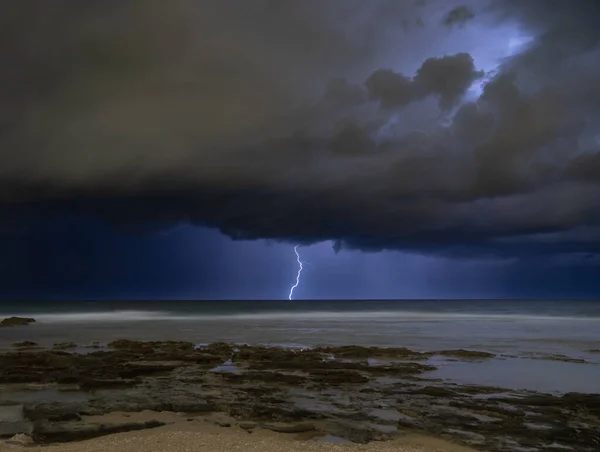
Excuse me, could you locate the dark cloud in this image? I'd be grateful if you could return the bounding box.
[1,0,600,262]
[365,53,483,110]
[365,69,415,109]
[413,53,484,110]
[442,5,475,28]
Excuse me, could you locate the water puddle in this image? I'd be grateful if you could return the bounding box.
[368,408,404,423]
[209,359,241,375]
[0,387,88,404]
[424,357,600,394]
[291,396,341,414]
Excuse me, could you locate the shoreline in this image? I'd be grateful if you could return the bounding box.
[1,339,599,451]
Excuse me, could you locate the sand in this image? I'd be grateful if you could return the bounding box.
[0,413,477,452]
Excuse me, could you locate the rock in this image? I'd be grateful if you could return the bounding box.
[23,402,87,422]
[316,346,426,360]
[13,341,38,348]
[434,349,495,359]
[208,413,234,428]
[1,317,36,327]
[307,369,369,385]
[79,378,138,391]
[262,422,316,433]
[119,361,185,377]
[6,433,35,446]
[32,419,166,443]
[238,421,257,430]
[234,371,307,386]
[53,342,77,350]
[0,404,33,438]
[408,386,459,397]
[444,428,486,445]
[326,419,397,443]
[314,434,353,444]
[369,362,436,376]
[2,340,600,450]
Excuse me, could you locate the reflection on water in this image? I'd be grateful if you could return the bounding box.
[424,357,600,394]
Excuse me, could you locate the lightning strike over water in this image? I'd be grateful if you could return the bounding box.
[288,245,303,300]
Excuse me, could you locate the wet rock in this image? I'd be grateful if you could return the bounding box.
[206,412,235,428]
[326,419,398,443]
[1,317,36,327]
[532,354,588,364]
[408,386,459,397]
[53,342,77,350]
[445,428,486,446]
[13,341,38,348]
[107,340,194,355]
[32,419,166,443]
[2,340,600,450]
[307,369,369,385]
[262,422,316,433]
[369,362,436,376]
[433,349,495,359]
[119,361,184,377]
[238,421,257,430]
[79,378,138,391]
[316,346,426,360]
[23,402,88,422]
[367,408,405,424]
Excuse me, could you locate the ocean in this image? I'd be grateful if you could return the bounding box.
[1,299,600,394]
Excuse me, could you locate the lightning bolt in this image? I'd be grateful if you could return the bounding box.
[288,245,303,300]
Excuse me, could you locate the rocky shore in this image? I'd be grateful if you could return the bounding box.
[1,340,599,451]
[0,318,36,328]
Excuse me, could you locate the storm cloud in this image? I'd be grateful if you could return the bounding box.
[1,0,600,261]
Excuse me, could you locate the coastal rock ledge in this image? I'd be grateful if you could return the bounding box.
[0,340,599,452]
[0,317,36,327]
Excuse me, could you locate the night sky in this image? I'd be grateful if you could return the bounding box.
[1,0,600,299]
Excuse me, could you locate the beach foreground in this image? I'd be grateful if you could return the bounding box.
[1,411,476,452]
[1,337,599,451]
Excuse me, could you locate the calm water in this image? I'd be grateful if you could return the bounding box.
[1,300,600,393]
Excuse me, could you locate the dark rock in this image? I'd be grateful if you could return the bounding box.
[23,402,88,422]
[2,340,600,450]
[262,422,316,433]
[326,419,398,443]
[79,378,138,391]
[1,317,36,327]
[307,369,369,385]
[408,386,459,397]
[236,371,308,386]
[434,349,495,359]
[53,342,77,350]
[316,346,426,360]
[369,362,436,376]
[32,419,166,443]
[238,421,257,430]
[13,341,38,348]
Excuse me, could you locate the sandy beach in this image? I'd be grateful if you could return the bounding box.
[0,411,476,452]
